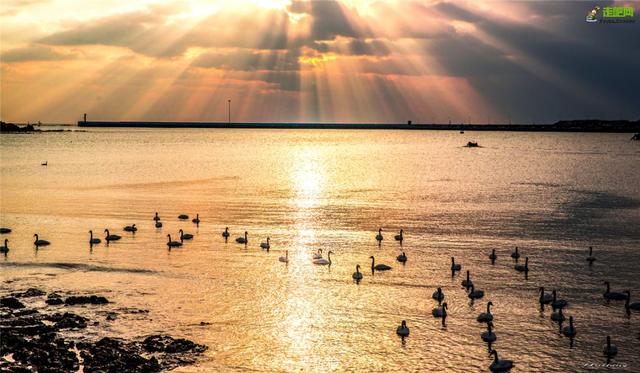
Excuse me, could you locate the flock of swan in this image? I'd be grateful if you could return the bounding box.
[1,217,639,372]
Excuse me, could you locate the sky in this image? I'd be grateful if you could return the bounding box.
[1,0,639,124]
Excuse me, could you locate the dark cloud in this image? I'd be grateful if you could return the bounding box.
[309,1,369,40]
[1,44,76,62]
[193,49,299,72]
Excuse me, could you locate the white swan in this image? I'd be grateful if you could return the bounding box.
[481,322,497,343]
[103,229,121,242]
[562,316,576,337]
[0,239,9,253]
[461,270,473,288]
[179,229,193,241]
[489,249,497,261]
[468,284,484,299]
[375,228,383,242]
[167,234,182,248]
[222,227,230,238]
[550,307,565,322]
[432,287,445,302]
[312,249,323,260]
[192,214,200,224]
[586,246,596,264]
[313,251,333,265]
[539,287,553,305]
[88,231,101,245]
[394,229,403,242]
[370,256,391,271]
[123,224,137,232]
[625,291,640,313]
[352,265,363,280]
[260,237,270,250]
[279,250,289,263]
[551,290,568,310]
[396,320,409,337]
[33,234,50,246]
[603,281,627,300]
[603,336,617,358]
[511,247,520,260]
[477,301,493,322]
[236,231,248,244]
[396,252,407,263]
[514,257,528,272]
[489,350,513,372]
[153,212,160,221]
[450,257,461,271]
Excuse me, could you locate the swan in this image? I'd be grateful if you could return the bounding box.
[192,214,200,224]
[551,290,568,310]
[603,281,628,300]
[167,234,182,248]
[33,234,50,246]
[375,228,383,242]
[514,257,529,272]
[450,257,461,271]
[562,316,576,337]
[602,336,618,358]
[586,246,596,264]
[370,256,392,271]
[352,265,363,280]
[312,249,323,260]
[394,229,403,242]
[550,307,565,322]
[432,302,447,319]
[432,287,445,303]
[0,228,11,234]
[539,287,553,305]
[104,229,121,242]
[123,224,137,232]
[0,239,9,253]
[313,251,333,265]
[511,247,520,260]
[481,322,497,343]
[461,270,473,288]
[477,301,493,322]
[179,229,193,241]
[153,212,160,221]
[155,221,162,228]
[222,227,230,238]
[625,291,640,312]
[178,214,189,220]
[488,350,514,372]
[279,250,289,263]
[88,230,101,245]
[396,252,407,263]
[489,249,497,261]
[260,237,270,250]
[468,284,484,299]
[236,231,248,244]
[396,320,409,337]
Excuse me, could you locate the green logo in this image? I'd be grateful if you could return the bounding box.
[587,5,635,23]
[603,6,634,18]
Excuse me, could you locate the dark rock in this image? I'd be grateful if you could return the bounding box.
[64,295,109,305]
[81,337,161,373]
[46,297,64,305]
[166,338,206,353]
[106,312,118,321]
[46,312,88,329]
[1,296,25,309]
[12,288,46,298]
[143,335,175,352]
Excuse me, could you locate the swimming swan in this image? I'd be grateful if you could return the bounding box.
[562,316,576,337]
[432,287,445,303]
[155,221,162,228]
[396,320,410,337]
[602,336,618,358]
[192,214,200,224]
[603,281,627,300]
[179,229,193,241]
[0,239,9,253]
[167,234,182,248]
[625,291,640,313]
[451,257,461,271]
[394,229,403,242]
[375,228,383,242]
[539,287,553,305]
[104,229,121,242]
[488,350,513,372]
[550,307,565,322]
[260,237,270,250]
[586,246,596,264]
[461,270,473,288]
[396,252,407,263]
[370,256,392,271]
[468,284,484,299]
[222,227,230,238]
[33,234,50,246]
[89,231,101,245]
[279,250,289,263]
[123,224,137,233]
[312,249,323,260]
[477,301,493,322]
[236,231,248,244]
[551,290,568,310]
[0,228,11,234]
[153,212,160,221]
[352,265,363,280]
[489,249,497,262]
[178,214,189,220]
[481,322,497,343]
[313,251,333,265]
[514,257,529,272]
[511,247,520,260]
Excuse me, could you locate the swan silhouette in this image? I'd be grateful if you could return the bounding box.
[396,320,409,337]
[625,291,640,313]
[461,270,473,288]
[396,252,407,263]
[432,287,445,303]
[550,307,565,322]
[179,229,193,241]
[375,228,383,242]
[0,239,9,254]
[514,257,528,272]
[370,256,391,271]
[451,257,461,271]
[586,246,596,264]
[551,290,568,310]
[481,322,497,343]
[539,287,553,305]
[178,214,189,220]
[488,350,513,372]
[394,229,403,242]
[313,251,332,265]
[192,214,200,224]
[88,231,101,245]
[123,224,137,233]
[155,221,162,228]
[167,234,182,248]
[468,284,484,299]
[33,234,50,246]
[511,247,520,260]
[477,301,493,322]
[432,302,447,324]
[0,228,11,234]
[603,281,627,300]
[312,249,323,260]
[236,231,248,244]
[603,336,618,358]
[352,264,363,280]
[222,227,230,238]
[153,212,160,221]
[260,237,270,250]
[104,229,121,242]
[279,250,289,263]
[562,316,576,337]
[489,249,497,262]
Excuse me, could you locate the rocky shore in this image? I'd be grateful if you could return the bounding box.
[0,288,207,372]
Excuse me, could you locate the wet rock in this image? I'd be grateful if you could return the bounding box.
[12,288,46,298]
[46,293,64,305]
[0,296,25,309]
[64,295,109,305]
[143,335,175,352]
[106,312,118,321]
[143,335,206,354]
[46,312,88,329]
[13,308,39,317]
[81,337,161,373]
